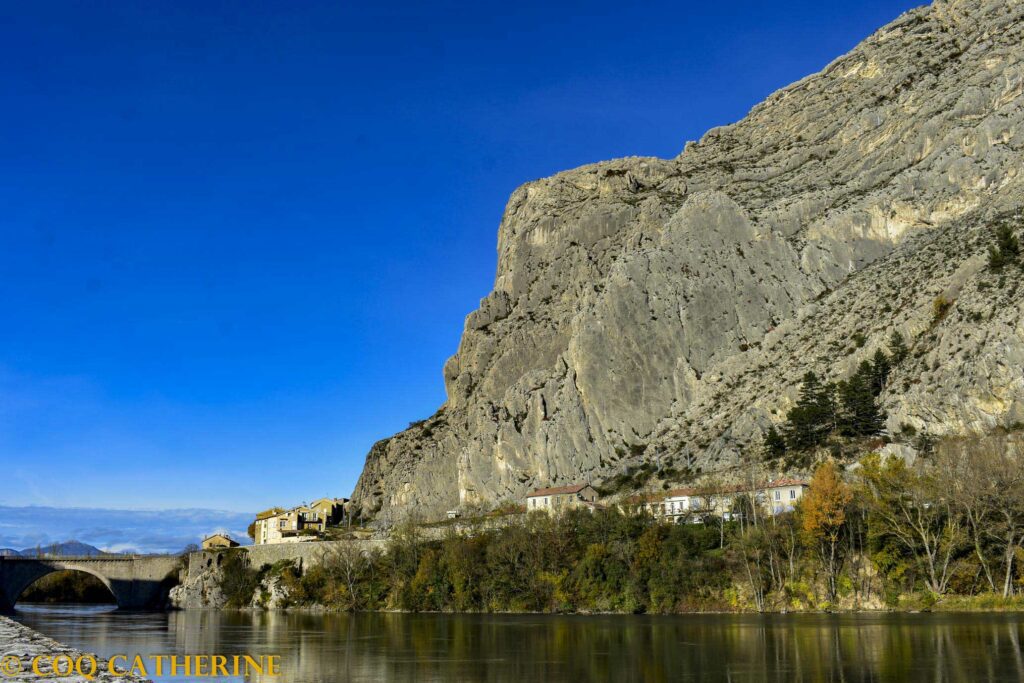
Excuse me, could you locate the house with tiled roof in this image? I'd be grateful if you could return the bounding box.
[525,483,598,513]
[251,497,349,545]
[201,533,239,550]
[761,478,810,514]
[624,478,810,523]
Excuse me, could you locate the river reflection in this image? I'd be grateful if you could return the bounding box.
[13,605,1024,682]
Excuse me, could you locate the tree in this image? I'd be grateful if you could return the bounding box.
[858,454,965,596]
[869,349,891,395]
[783,372,836,450]
[837,361,886,437]
[988,220,1021,271]
[732,526,770,611]
[800,462,853,604]
[694,477,728,549]
[322,543,373,609]
[889,331,909,366]
[762,426,787,460]
[937,433,1024,597]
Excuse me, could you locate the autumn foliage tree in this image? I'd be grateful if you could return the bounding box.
[801,461,853,604]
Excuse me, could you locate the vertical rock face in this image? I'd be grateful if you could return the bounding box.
[352,0,1024,523]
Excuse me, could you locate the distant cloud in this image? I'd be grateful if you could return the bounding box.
[0,506,253,554]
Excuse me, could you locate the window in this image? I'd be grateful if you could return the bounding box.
[790,489,796,499]
[774,491,781,501]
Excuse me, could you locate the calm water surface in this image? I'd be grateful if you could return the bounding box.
[12,605,1024,682]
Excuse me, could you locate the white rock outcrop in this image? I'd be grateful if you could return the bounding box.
[352,0,1024,523]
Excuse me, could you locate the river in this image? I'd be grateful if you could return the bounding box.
[11,605,1024,682]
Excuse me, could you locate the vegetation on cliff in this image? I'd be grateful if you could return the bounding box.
[223,432,1024,613]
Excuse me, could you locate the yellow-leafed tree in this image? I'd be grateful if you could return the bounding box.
[801,461,853,604]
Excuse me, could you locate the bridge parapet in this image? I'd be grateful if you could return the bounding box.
[0,555,180,612]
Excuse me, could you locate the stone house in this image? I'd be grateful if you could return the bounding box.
[201,533,239,550]
[252,497,348,545]
[525,484,599,513]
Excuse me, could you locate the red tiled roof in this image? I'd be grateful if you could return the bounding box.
[527,483,590,497]
[765,477,809,488]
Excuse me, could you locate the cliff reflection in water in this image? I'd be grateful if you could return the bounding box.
[15,606,1024,682]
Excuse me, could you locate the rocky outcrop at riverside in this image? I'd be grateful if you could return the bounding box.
[171,541,387,609]
[0,616,149,682]
[352,0,1024,523]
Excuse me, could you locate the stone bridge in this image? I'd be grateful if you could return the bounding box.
[0,555,181,611]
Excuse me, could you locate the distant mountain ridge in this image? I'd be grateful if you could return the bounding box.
[16,541,105,557]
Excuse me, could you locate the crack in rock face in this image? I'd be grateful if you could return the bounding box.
[352,0,1024,524]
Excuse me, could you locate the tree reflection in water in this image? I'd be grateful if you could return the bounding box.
[13,606,1024,682]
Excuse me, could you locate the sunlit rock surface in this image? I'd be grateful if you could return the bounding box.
[352,0,1024,523]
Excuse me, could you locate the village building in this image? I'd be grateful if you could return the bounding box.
[201,533,239,550]
[662,489,697,523]
[625,485,741,521]
[761,478,809,514]
[252,497,348,545]
[624,479,810,523]
[525,484,599,513]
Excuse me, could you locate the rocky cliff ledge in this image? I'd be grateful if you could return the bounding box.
[352,0,1024,523]
[0,616,149,682]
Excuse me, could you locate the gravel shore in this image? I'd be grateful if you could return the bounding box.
[0,616,149,683]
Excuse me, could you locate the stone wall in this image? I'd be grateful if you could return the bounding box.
[186,540,386,577]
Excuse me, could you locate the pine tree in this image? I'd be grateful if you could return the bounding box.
[889,330,909,366]
[869,348,891,396]
[783,371,836,450]
[988,221,1021,271]
[837,361,886,437]
[762,426,787,460]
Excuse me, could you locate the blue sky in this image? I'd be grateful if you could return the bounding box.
[0,506,252,555]
[1,0,922,547]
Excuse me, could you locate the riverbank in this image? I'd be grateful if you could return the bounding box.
[184,489,1024,615]
[0,616,148,683]
[184,599,1024,615]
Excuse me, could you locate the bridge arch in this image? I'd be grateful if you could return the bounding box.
[7,561,118,607]
[0,556,180,612]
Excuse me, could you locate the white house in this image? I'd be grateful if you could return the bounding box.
[627,479,809,523]
[526,484,599,513]
[761,478,809,514]
[662,486,747,521]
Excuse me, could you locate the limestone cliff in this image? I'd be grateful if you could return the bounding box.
[352,0,1024,523]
